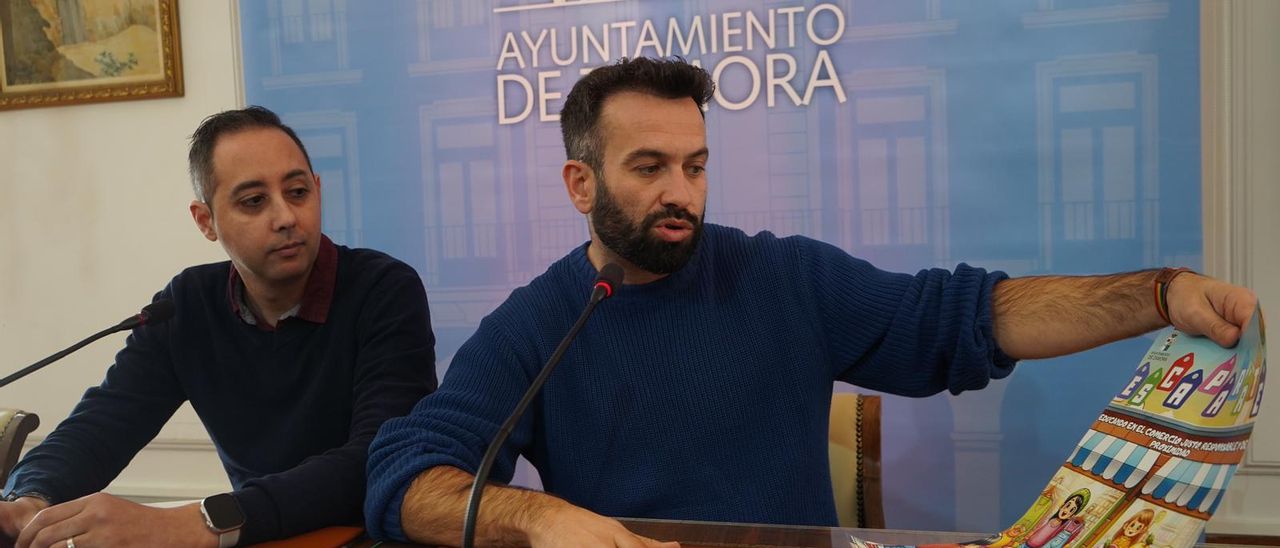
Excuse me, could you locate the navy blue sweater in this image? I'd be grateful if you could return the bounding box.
[10,243,436,544]
[365,224,1015,540]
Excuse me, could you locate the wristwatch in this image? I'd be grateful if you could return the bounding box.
[200,493,245,548]
[3,491,52,505]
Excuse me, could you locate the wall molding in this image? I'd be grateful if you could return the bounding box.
[23,435,227,501]
[1201,0,1280,536]
[1201,1,1248,288]
[230,0,246,107]
[1201,0,1280,475]
[23,436,216,453]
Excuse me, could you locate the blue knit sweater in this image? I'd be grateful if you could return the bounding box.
[10,243,437,544]
[366,224,1015,540]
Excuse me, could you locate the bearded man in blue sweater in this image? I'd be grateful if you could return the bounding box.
[365,58,1255,547]
[0,107,437,547]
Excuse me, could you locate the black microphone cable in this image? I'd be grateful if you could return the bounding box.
[0,299,176,389]
[461,264,624,548]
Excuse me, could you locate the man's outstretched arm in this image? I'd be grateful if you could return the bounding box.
[993,270,1256,360]
[398,465,677,548]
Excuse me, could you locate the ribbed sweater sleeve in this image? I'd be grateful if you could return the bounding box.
[796,237,1016,395]
[365,312,536,541]
[8,291,185,503]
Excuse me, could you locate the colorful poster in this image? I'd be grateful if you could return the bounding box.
[841,308,1266,548]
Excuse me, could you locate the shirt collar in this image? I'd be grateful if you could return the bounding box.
[227,235,338,328]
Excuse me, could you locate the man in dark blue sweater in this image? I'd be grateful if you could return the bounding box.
[365,59,1255,547]
[0,107,437,547]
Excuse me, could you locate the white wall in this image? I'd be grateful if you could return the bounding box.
[0,0,1276,535]
[0,0,240,498]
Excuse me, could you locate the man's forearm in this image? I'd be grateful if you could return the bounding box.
[992,270,1166,360]
[400,466,560,547]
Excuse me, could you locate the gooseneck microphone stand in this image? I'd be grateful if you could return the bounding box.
[0,300,175,389]
[461,264,623,548]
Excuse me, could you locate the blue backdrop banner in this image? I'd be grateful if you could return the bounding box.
[238,0,1200,532]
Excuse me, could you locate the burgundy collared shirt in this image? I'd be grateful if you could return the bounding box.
[227,235,338,331]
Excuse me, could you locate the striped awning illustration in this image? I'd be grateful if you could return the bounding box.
[1139,456,1235,514]
[1068,430,1236,513]
[1068,430,1160,488]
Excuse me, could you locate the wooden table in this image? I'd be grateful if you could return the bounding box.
[359,518,1251,547]
[619,518,988,547]
[357,519,994,547]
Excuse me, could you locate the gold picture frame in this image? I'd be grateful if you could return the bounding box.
[0,0,183,111]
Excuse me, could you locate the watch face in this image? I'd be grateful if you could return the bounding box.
[203,493,244,531]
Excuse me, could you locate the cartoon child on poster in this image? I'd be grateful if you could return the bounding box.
[1018,488,1090,548]
[1102,509,1162,548]
[985,483,1059,547]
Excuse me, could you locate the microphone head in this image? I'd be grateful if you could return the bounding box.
[594,263,625,299]
[139,299,176,325]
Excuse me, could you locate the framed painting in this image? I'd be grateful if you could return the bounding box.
[0,0,182,111]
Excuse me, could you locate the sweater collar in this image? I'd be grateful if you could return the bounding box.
[227,234,338,329]
[571,226,711,299]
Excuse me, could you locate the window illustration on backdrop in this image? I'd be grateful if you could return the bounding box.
[288,111,364,247]
[418,100,515,289]
[836,68,950,268]
[837,0,956,42]
[1023,0,1170,29]
[1035,53,1158,271]
[263,0,361,89]
[409,0,492,75]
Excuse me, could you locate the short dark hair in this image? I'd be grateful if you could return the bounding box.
[560,57,715,174]
[187,106,313,204]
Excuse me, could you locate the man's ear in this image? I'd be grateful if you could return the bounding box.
[563,160,595,214]
[190,200,217,242]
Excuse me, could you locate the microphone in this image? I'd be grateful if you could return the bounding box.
[0,299,176,389]
[590,262,624,302]
[117,300,176,330]
[461,263,624,548]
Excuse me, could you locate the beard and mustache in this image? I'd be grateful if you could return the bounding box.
[590,176,704,275]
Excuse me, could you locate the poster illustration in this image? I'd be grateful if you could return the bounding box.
[843,308,1266,548]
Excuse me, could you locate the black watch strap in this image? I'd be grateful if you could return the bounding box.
[4,491,52,505]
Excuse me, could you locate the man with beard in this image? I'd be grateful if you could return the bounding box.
[364,58,1255,547]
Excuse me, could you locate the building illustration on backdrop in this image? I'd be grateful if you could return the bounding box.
[240,0,1191,531]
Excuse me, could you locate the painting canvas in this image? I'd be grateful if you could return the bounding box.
[0,0,181,110]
